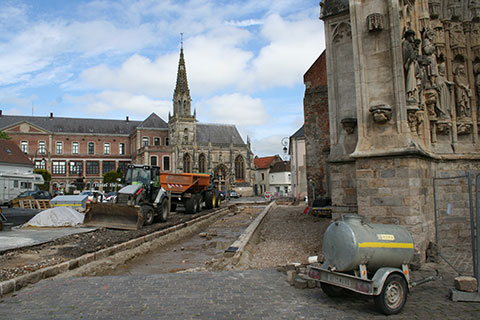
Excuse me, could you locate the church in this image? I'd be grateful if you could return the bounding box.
[0,47,254,195]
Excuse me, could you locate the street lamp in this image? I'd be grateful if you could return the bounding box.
[281,137,289,161]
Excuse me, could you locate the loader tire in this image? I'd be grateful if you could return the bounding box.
[158,198,169,222]
[184,197,196,214]
[195,194,202,212]
[204,191,214,209]
[143,205,154,226]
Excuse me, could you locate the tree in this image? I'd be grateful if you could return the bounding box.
[103,170,123,192]
[34,169,51,192]
[0,131,11,139]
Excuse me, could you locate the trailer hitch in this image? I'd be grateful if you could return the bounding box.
[411,269,441,287]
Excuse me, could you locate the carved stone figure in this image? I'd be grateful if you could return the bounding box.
[454,64,472,118]
[422,28,438,88]
[435,63,454,119]
[448,0,462,20]
[403,29,420,104]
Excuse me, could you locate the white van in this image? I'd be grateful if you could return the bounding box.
[0,172,45,205]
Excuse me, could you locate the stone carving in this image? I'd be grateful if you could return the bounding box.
[341,118,357,134]
[428,0,441,19]
[403,29,420,104]
[369,104,392,124]
[450,22,467,57]
[457,122,473,134]
[454,64,472,118]
[436,122,452,135]
[422,28,438,88]
[333,23,352,44]
[448,0,462,20]
[470,0,480,21]
[367,13,384,32]
[434,63,454,119]
[408,109,424,134]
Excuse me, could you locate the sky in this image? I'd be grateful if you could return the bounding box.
[0,0,325,157]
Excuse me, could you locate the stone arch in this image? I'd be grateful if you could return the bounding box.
[234,154,245,181]
[183,153,192,173]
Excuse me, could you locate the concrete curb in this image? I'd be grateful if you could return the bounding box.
[224,201,276,265]
[0,206,232,297]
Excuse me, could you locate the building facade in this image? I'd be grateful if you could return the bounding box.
[0,47,254,195]
[289,126,308,200]
[253,155,283,195]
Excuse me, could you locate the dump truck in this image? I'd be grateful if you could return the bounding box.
[160,172,220,214]
[84,164,169,230]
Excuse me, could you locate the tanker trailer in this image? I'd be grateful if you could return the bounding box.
[307,214,437,315]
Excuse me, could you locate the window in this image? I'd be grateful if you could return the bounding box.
[118,161,130,174]
[20,141,28,153]
[35,160,46,170]
[102,161,115,174]
[70,161,83,175]
[163,156,170,171]
[20,182,32,189]
[72,142,79,155]
[150,156,157,166]
[55,141,63,154]
[235,155,245,180]
[88,142,94,155]
[154,137,160,146]
[119,143,125,155]
[165,138,169,146]
[38,141,46,155]
[142,137,149,147]
[52,161,66,174]
[86,161,99,174]
[198,154,206,173]
[261,173,265,180]
[183,153,191,173]
[104,143,110,155]
[14,180,18,188]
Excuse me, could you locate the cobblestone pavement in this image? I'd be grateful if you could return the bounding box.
[0,268,478,319]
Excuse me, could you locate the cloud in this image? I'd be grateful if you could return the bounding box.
[199,93,268,126]
[225,19,263,27]
[64,91,171,119]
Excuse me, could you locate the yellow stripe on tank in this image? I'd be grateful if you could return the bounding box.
[358,242,414,249]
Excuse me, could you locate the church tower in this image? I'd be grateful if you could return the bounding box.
[169,40,197,173]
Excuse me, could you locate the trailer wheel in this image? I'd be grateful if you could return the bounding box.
[205,191,214,209]
[158,199,169,222]
[142,205,154,226]
[320,283,346,297]
[184,197,196,214]
[374,274,408,315]
[195,194,202,212]
[214,191,221,208]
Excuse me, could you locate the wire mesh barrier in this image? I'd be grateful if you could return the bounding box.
[433,173,479,280]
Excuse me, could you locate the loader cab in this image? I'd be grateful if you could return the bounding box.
[125,165,161,202]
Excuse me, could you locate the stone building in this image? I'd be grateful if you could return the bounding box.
[289,125,308,200]
[0,46,254,195]
[320,0,480,264]
[253,155,283,195]
[303,51,331,207]
[168,46,254,193]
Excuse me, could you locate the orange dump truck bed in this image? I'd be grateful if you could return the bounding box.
[160,172,210,194]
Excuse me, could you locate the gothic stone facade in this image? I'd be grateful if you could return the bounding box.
[321,0,480,264]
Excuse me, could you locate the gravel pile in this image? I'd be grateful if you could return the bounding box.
[246,204,331,268]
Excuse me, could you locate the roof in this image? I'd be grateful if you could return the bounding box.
[291,125,304,138]
[270,161,290,173]
[0,115,142,135]
[137,113,168,129]
[254,155,280,169]
[196,123,245,146]
[0,139,33,166]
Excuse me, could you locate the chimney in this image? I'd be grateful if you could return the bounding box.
[50,112,53,119]
[126,116,129,122]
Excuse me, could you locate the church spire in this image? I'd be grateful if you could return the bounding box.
[173,34,192,118]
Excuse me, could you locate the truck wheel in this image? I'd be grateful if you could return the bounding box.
[184,197,196,214]
[374,274,408,315]
[215,191,221,208]
[158,199,169,222]
[195,194,202,212]
[142,205,154,226]
[205,191,214,209]
[320,282,346,297]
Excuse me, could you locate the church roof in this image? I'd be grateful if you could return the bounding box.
[196,123,245,146]
[0,114,141,135]
[137,113,168,129]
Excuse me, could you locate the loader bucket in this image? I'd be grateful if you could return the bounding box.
[83,203,144,230]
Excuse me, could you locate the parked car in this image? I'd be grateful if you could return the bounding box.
[80,190,104,202]
[228,190,241,198]
[12,190,51,200]
[218,191,226,200]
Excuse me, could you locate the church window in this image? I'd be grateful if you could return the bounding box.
[235,155,245,181]
[198,154,206,173]
[183,153,192,173]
